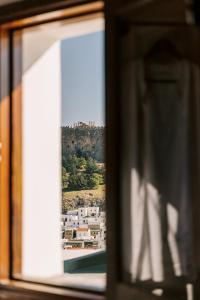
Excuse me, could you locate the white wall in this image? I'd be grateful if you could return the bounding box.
[22,39,62,278]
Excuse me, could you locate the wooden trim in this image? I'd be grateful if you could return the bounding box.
[0,280,105,300]
[0,27,11,280]
[0,1,104,29]
[11,29,22,277]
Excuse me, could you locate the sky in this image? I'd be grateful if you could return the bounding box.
[61,31,105,127]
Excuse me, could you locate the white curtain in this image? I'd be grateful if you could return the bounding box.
[122,58,200,283]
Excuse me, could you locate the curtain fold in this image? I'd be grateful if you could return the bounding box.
[123,58,200,283]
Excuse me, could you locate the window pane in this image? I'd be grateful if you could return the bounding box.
[121,25,200,299]
[13,15,106,291]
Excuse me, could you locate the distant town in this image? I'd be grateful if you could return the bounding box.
[61,121,106,251]
[61,207,106,249]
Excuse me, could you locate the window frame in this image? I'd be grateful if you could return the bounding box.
[0,1,105,300]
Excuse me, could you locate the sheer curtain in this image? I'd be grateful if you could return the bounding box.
[122,49,200,285]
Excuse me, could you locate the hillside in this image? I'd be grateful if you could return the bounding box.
[62,125,105,163]
[62,185,105,214]
[62,124,105,213]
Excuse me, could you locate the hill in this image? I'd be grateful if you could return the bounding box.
[62,125,105,163]
[62,185,105,214]
[61,124,105,213]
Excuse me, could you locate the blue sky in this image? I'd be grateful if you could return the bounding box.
[61,31,105,127]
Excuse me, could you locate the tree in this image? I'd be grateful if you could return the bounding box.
[85,158,99,174]
[68,173,88,191]
[65,155,79,174]
[77,157,87,170]
[87,173,101,189]
[62,167,69,189]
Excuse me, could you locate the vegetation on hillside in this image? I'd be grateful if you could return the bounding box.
[62,156,105,191]
[62,185,105,214]
[61,126,105,212]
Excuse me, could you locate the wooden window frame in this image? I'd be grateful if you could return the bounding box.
[0,1,199,300]
[0,1,105,300]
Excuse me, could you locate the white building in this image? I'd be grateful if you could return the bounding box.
[76,228,91,240]
[87,217,100,225]
[78,207,88,219]
[87,207,99,216]
[90,229,101,241]
[64,215,79,227]
[67,210,78,216]
[62,206,106,249]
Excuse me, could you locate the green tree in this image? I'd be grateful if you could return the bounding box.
[87,173,101,189]
[62,167,69,189]
[68,173,88,191]
[65,155,79,174]
[85,158,99,174]
[77,157,87,170]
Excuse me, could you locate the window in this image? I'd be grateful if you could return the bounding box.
[1,1,200,300]
[0,1,105,300]
[14,11,105,290]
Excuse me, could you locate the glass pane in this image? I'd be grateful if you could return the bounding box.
[121,25,200,299]
[14,15,106,291]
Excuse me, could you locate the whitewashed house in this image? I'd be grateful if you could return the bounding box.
[78,207,88,219]
[76,228,91,240]
[87,207,99,216]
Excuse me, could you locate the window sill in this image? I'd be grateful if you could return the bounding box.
[0,279,105,300]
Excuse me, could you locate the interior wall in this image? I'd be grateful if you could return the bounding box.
[22,35,62,278]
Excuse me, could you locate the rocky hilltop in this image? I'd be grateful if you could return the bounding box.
[62,124,105,162]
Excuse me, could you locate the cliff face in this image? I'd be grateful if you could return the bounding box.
[62,126,105,162]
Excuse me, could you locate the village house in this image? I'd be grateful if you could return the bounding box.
[61,207,106,249]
